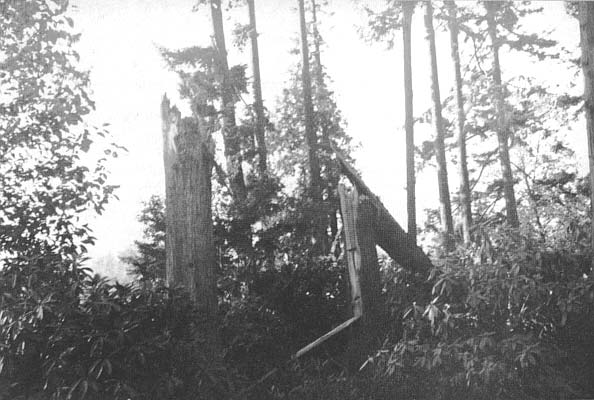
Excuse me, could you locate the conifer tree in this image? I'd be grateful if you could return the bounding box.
[484,1,519,228]
[210,0,247,201]
[446,1,472,244]
[425,1,454,242]
[247,0,268,175]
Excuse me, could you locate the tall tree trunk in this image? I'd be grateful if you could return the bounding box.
[161,97,184,290]
[161,96,217,314]
[403,0,416,244]
[210,0,247,201]
[485,1,520,228]
[424,1,454,242]
[579,2,594,272]
[311,0,324,91]
[310,0,339,244]
[247,0,267,175]
[298,0,325,253]
[446,1,472,244]
[298,0,321,201]
[161,97,222,387]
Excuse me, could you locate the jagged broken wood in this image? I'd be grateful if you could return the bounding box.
[330,143,434,276]
[233,143,435,394]
[338,185,363,319]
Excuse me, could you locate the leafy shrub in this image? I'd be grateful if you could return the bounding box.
[369,226,594,400]
[0,255,222,400]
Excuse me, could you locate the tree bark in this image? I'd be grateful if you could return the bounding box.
[247,0,267,175]
[332,145,434,277]
[298,0,321,201]
[485,1,520,228]
[162,97,226,395]
[446,1,472,244]
[579,2,594,272]
[161,96,184,290]
[161,96,217,314]
[403,1,417,244]
[210,0,247,201]
[311,0,324,91]
[424,1,454,243]
[310,0,339,245]
[347,196,384,371]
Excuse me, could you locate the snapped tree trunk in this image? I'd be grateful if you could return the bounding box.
[403,0,417,244]
[424,1,454,243]
[210,0,247,202]
[332,145,434,277]
[446,1,472,244]
[247,0,267,175]
[339,189,383,371]
[161,96,217,314]
[485,1,520,228]
[579,2,594,272]
[161,97,223,386]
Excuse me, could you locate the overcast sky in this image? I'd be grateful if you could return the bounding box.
[67,1,583,275]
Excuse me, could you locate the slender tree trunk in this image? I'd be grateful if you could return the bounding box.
[424,1,454,242]
[298,0,326,253]
[485,1,520,228]
[298,0,321,201]
[403,1,416,244]
[247,0,267,175]
[210,0,247,201]
[311,0,324,91]
[310,0,339,243]
[446,1,472,244]
[579,2,594,271]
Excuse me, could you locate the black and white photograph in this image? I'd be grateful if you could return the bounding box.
[1,1,593,399]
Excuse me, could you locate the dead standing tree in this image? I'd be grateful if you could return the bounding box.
[161,96,223,381]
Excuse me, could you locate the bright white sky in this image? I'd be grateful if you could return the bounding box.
[67,1,583,276]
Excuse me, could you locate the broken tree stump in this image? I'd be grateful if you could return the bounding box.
[331,144,434,277]
[339,185,384,371]
[161,95,217,314]
[161,96,225,396]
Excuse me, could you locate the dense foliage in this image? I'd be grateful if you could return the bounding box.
[3,1,594,400]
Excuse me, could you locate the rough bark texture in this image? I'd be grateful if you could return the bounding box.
[424,1,454,241]
[210,0,247,201]
[298,0,321,201]
[161,97,224,393]
[485,1,520,228]
[161,97,184,290]
[347,196,384,371]
[247,0,267,175]
[446,1,472,244]
[579,2,594,271]
[161,96,217,315]
[332,145,434,277]
[403,0,417,244]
